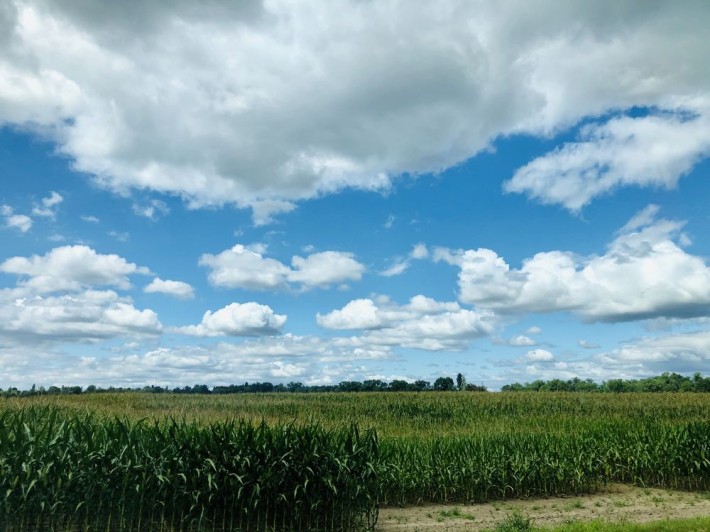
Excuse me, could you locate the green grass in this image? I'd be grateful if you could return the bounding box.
[542,515,710,531]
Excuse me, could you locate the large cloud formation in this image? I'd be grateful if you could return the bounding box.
[435,207,710,322]
[1,1,708,221]
[318,295,496,351]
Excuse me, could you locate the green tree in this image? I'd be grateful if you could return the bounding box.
[456,373,466,391]
[433,376,455,391]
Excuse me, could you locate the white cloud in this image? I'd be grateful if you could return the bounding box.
[5,213,33,232]
[503,329,710,386]
[380,260,409,277]
[316,299,381,330]
[200,244,290,290]
[200,244,365,291]
[0,332,394,389]
[250,200,296,227]
[81,215,100,223]
[524,349,554,362]
[384,214,395,229]
[2,204,33,232]
[505,109,710,210]
[1,245,150,293]
[1,2,708,217]
[0,289,162,345]
[32,191,63,218]
[132,199,169,219]
[144,277,194,299]
[175,302,286,337]
[509,335,536,347]
[289,251,364,288]
[380,243,431,277]
[411,244,429,260]
[318,295,495,351]
[437,208,710,322]
[526,326,542,335]
[578,340,600,349]
[600,330,710,368]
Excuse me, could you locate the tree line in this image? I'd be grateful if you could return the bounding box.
[2,372,709,398]
[501,372,710,393]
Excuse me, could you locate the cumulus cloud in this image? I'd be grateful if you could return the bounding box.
[289,252,364,288]
[31,191,63,218]
[0,333,393,389]
[501,330,710,386]
[1,2,708,219]
[436,208,710,322]
[200,244,365,291]
[509,335,537,346]
[1,245,150,293]
[0,289,162,346]
[200,244,290,290]
[318,295,496,351]
[144,277,194,299]
[524,349,554,362]
[505,109,710,210]
[1,204,32,232]
[175,302,286,337]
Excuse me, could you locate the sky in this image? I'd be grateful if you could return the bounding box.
[1,0,709,390]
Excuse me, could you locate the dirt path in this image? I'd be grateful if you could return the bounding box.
[376,485,710,530]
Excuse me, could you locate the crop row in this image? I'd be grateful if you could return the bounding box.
[1,393,709,530]
[0,407,378,531]
[378,420,710,505]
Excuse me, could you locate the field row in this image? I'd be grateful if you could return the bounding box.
[1,393,709,530]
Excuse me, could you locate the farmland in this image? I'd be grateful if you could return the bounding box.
[1,392,709,530]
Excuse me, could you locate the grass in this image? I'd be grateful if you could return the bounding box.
[542,515,710,531]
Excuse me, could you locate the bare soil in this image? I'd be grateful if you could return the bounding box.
[376,485,710,530]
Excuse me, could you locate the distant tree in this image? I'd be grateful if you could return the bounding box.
[389,380,410,392]
[339,381,363,392]
[362,379,388,392]
[433,376,455,391]
[456,373,466,391]
[287,381,304,393]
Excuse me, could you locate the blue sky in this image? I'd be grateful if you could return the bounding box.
[1,1,709,389]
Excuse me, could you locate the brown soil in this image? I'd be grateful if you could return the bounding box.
[376,485,710,530]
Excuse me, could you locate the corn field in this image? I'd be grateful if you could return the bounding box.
[0,406,378,531]
[1,392,709,530]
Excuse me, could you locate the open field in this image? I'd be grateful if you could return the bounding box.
[1,392,709,529]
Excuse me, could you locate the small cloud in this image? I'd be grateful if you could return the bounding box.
[411,243,429,260]
[174,302,287,337]
[132,199,169,220]
[380,259,409,277]
[250,199,296,226]
[81,215,100,223]
[578,339,600,349]
[526,326,542,335]
[6,214,33,233]
[109,231,129,242]
[2,205,33,233]
[509,335,536,346]
[525,349,554,362]
[144,278,195,300]
[32,192,63,218]
[384,214,395,229]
